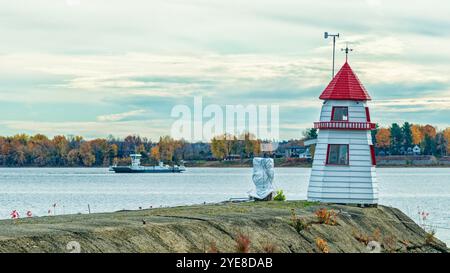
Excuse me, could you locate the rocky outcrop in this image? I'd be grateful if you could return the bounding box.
[0,201,447,253]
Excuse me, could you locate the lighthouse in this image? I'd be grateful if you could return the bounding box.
[307,51,378,205]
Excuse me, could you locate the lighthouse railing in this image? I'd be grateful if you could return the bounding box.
[314,121,376,130]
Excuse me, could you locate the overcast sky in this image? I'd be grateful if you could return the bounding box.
[0,0,449,140]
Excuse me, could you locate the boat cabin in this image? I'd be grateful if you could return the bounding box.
[130,154,142,167]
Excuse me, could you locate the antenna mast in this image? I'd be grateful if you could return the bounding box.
[324,32,340,79]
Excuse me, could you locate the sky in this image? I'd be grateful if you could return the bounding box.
[0,0,449,141]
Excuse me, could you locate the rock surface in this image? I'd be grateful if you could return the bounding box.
[0,201,447,253]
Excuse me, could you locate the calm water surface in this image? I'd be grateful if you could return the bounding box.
[0,167,449,244]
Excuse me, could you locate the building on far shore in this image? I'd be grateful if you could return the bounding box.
[285,146,306,158]
[413,145,421,155]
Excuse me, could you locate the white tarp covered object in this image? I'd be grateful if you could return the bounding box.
[249,157,275,200]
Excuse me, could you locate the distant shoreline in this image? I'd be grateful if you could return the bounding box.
[0,165,449,168]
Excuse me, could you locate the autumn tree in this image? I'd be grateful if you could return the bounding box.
[211,136,226,160]
[157,136,180,162]
[79,142,95,166]
[0,136,7,165]
[68,135,83,149]
[422,124,437,138]
[89,139,110,166]
[421,125,437,155]
[52,135,69,166]
[150,146,161,161]
[224,134,239,156]
[110,143,119,164]
[376,128,391,150]
[252,139,261,156]
[28,134,54,166]
[123,135,143,156]
[443,128,450,154]
[67,149,81,166]
[243,133,258,158]
[411,124,423,145]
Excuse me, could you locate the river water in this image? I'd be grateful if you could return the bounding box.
[0,167,449,245]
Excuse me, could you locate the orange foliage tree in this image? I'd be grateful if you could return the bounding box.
[443,128,450,154]
[150,146,160,161]
[411,124,423,145]
[422,124,437,138]
[375,128,391,149]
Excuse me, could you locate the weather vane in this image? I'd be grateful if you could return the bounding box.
[341,42,353,62]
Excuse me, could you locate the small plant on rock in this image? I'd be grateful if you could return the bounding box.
[262,243,277,253]
[290,208,310,232]
[352,229,370,245]
[372,228,381,242]
[352,228,383,246]
[315,237,329,253]
[382,235,397,253]
[315,208,337,225]
[417,209,437,245]
[273,190,286,201]
[425,228,436,245]
[235,233,251,253]
[207,242,219,253]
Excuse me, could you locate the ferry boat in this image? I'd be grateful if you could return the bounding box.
[109,154,186,173]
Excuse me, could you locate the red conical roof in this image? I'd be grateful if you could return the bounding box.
[319,62,371,101]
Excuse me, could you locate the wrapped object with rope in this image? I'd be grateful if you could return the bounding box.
[248,157,275,201]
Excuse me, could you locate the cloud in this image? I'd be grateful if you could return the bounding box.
[0,119,168,140]
[0,0,449,139]
[372,97,450,112]
[96,109,148,122]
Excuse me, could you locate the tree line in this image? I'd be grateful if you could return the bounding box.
[0,133,261,167]
[210,133,262,160]
[373,123,450,156]
[0,123,448,167]
[0,134,150,167]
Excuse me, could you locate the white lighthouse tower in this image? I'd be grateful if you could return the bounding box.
[307,54,378,205]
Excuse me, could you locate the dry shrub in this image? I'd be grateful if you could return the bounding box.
[235,233,251,253]
[425,229,436,245]
[382,235,397,253]
[207,242,219,253]
[290,208,310,232]
[315,237,329,253]
[262,243,277,253]
[315,208,337,225]
[372,228,381,242]
[352,228,382,246]
[352,229,370,245]
[401,239,410,246]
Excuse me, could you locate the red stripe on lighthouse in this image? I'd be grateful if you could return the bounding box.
[365,107,371,122]
[370,145,376,165]
[325,144,330,165]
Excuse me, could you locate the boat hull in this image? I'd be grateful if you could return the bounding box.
[111,166,185,173]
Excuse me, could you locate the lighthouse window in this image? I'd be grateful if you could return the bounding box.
[327,144,349,165]
[331,107,348,121]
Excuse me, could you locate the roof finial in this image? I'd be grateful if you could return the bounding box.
[341,42,353,62]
